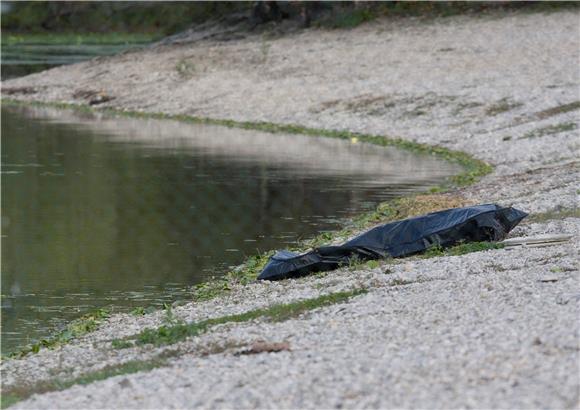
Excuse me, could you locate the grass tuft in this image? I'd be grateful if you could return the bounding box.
[175,58,196,78]
[485,98,523,116]
[422,241,504,258]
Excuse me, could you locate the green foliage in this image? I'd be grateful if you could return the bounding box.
[228,252,274,284]
[111,340,134,349]
[7,308,110,359]
[175,59,196,78]
[191,251,270,302]
[346,257,383,271]
[2,2,250,35]
[364,260,381,270]
[192,280,232,302]
[3,1,577,38]
[1,393,21,409]
[422,244,445,258]
[162,303,184,327]
[115,289,367,348]
[422,241,505,258]
[304,231,335,248]
[322,7,376,29]
[130,306,157,316]
[317,2,579,30]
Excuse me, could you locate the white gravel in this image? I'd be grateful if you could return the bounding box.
[3,9,580,409]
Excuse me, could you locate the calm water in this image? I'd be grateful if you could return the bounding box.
[1,106,461,353]
[1,42,147,80]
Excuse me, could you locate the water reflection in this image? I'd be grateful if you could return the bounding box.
[1,43,147,80]
[1,106,461,353]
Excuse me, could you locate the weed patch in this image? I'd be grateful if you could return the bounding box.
[1,359,163,408]
[175,58,196,78]
[114,289,367,348]
[521,122,577,139]
[422,242,504,258]
[320,8,376,29]
[485,98,523,116]
[535,101,580,120]
[6,308,110,359]
[130,306,157,316]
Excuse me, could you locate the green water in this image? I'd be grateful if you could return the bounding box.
[0,105,461,354]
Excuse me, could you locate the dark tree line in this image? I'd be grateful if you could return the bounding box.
[3,2,576,34]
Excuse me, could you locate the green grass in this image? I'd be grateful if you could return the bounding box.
[422,241,505,258]
[535,101,580,120]
[317,2,579,30]
[5,308,110,360]
[130,306,157,316]
[114,289,367,348]
[521,122,578,139]
[485,98,523,116]
[0,394,21,409]
[1,359,162,409]
[321,8,376,29]
[175,58,196,78]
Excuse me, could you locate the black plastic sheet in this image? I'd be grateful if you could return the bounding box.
[258,204,527,281]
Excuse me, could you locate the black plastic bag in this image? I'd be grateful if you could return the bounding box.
[258,204,527,281]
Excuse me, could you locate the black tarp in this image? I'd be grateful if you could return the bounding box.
[258,204,527,281]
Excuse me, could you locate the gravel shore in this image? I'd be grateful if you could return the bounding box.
[3,10,579,409]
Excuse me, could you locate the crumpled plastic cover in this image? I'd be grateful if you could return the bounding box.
[258,204,528,281]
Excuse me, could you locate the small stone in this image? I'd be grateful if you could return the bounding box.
[538,275,559,283]
[556,293,580,305]
[119,378,132,389]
